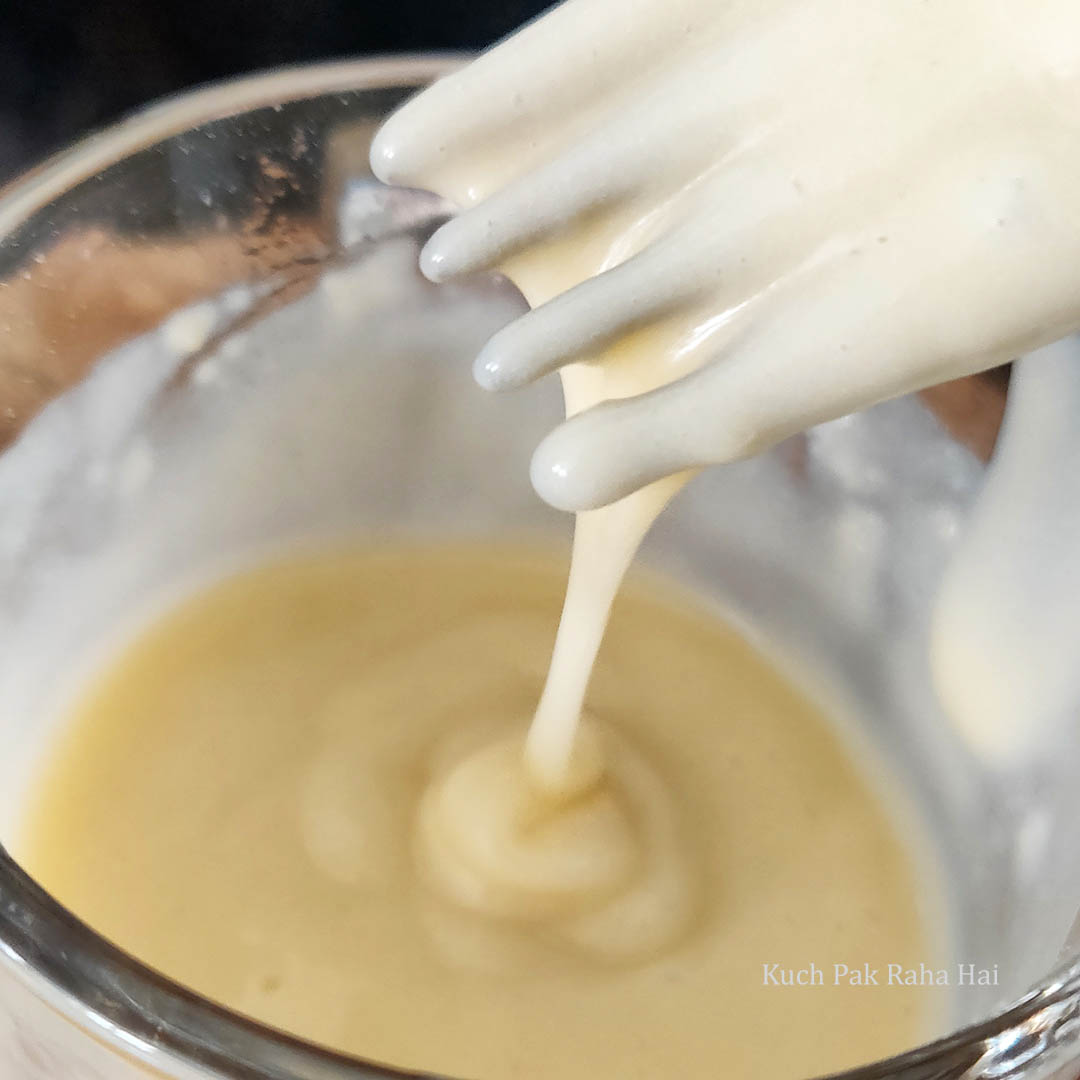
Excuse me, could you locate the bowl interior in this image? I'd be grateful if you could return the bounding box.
[1,57,1079,1080]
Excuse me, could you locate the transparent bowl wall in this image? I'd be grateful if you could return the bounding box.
[1,56,1080,1080]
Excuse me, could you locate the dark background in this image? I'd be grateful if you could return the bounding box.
[0,0,552,184]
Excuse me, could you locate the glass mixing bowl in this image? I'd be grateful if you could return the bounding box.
[1,55,1080,1080]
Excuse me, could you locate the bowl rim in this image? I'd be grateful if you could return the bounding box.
[1,52,1079,1080]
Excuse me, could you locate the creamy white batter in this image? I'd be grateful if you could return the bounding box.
[373,0,1080,511]
[933,336,1080,760]
[370,0,1080,847]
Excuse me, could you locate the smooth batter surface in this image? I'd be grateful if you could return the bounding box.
[21,544,937,1080]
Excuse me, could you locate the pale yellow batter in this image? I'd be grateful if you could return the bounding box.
[21,543,939,1080]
